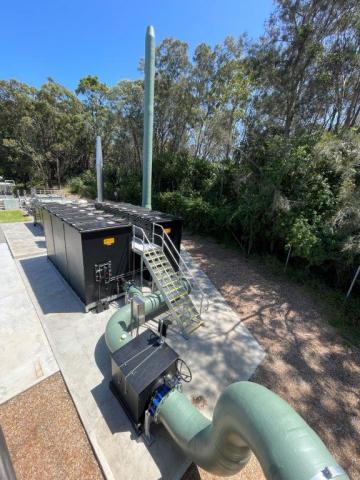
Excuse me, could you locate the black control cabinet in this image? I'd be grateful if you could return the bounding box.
[111,329,178,426]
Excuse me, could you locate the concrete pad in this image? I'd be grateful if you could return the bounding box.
[1,222,46,259]
[11,221,265,479]
[17,255,190,480]
[0,226,6,243]
[155,250,266,417]
[0,243,59,404]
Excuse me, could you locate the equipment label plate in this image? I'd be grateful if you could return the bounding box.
[103,237,115,246]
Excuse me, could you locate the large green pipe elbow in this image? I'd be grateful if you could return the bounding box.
[157,383,349,479]
[105,286,166,353]
[105,279,190,353]
[105,287,348,480]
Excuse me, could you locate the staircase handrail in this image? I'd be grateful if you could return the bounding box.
[132,224,189,334]
[132,224,154,250]
[152,223,209,316]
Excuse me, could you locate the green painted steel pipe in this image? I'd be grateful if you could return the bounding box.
[105,285,165,353]
[104,285,348,480]
[96,135,103,202]
[105,279,190,353]
[142,25,155,210]
[157,384,349,479]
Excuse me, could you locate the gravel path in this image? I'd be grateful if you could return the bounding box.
[182,234,360,480]
[0,373,104,480]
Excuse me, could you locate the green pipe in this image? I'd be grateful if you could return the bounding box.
[105,285,165,353]
[105,287,348,480]
[96,135,103,202]
[105,279,191,353]
[142,25,155,210]
[157,384,348,479]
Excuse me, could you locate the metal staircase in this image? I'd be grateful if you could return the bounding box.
[132,224,208,338]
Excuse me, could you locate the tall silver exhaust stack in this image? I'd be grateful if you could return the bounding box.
[96,136,103,202]
[142,25,155,210]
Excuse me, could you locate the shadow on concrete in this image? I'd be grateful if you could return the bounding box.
[92,333,145,436]
[91,334,189,478]
[19,255,84,315]
[24,222,44,237]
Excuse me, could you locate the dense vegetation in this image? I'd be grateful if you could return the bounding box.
[1,0,360,296]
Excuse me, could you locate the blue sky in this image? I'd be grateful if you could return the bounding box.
[1,0,274,91]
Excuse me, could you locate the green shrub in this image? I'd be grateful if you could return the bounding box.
[155,191,232,236]
[68,176,84,194]
[68,170,96,198]
[103,163,141,204]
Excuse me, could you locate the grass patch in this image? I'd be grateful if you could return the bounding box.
[254,253,360,347]
[0,210,31,223]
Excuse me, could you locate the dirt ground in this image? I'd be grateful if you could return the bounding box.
[0,372,104,480]
[183,457,264,480]
[182,234,360,480]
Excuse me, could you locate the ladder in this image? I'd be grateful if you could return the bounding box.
[132,224,208,338]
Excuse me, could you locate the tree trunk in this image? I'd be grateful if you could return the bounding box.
[56,157,61,189]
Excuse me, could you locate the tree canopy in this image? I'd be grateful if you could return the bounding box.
[1,0,360,290]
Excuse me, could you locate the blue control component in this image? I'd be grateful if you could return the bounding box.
[149,384,171,417]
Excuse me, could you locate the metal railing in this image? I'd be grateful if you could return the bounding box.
[30,188,64,196]
[132,223,207,336]
[151,223,209,317]
[132,224,188,334]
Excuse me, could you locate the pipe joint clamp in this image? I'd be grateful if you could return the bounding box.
[149,384,171,421]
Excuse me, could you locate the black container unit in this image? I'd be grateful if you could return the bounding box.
[51,212,69,279]
[42,207,55,262]
[33,204,44,228]
[64,219,132,310]
[97,201,183,269]
[110,329,178,428]
[41,203,132,311]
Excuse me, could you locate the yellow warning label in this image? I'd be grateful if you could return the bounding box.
[164,227,172,234]
[103,237,115,246]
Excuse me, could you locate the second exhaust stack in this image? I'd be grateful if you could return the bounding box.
[96,136,103,202]
[142,25,155,210]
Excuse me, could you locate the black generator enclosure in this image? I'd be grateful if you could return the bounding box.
[41,204,132,310]
[97,201,183,252]
[42,208,55,262]
[97,201,183,273]
[111,329,178,427]
[33,204,44,228]
[64,222,131,309]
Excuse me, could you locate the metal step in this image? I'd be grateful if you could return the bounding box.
[183,320,204,336]
[132,230,203,337]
